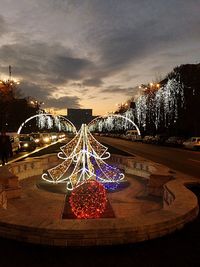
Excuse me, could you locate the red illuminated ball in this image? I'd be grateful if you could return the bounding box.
[69,180,107,219]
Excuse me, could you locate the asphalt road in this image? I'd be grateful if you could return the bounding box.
[98,137,200,179]
[5,139,68,165]
[6,137,132,165]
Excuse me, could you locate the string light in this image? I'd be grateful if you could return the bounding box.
[17,113,76,134]
[69,180,107,219]
[96,164,123,191]
[88,114,141,135]
[135,74,184,130]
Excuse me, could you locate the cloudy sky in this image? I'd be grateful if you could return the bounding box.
[0,0,199,115]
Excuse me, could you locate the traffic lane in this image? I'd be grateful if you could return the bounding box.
[28,139,69,157]
[98,137,200,178]
[7,138,69,164]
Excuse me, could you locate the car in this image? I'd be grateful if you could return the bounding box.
[40,133,52,145]
[126,130,142,142]
[183,137,200,150]
[58,133,66,139]
[19,135,37,151]
[142,135,154,144]
[153,135,168,145]
[165,136,185,147]
[50,133,59,142]
[30,133,43,146]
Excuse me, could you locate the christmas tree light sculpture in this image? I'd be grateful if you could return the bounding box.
[42,124,124,191]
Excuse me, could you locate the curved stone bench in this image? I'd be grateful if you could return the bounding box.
[8,154,59,180]
[110,154,174,197]
[0,166,21,200]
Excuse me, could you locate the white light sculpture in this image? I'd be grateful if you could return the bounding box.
[42,124,124,191]
[88,114,141,136]
[17,113,77,134]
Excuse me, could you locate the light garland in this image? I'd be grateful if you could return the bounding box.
[135,74,185,130]
[17,113,77,134]
[69,180,107,219]
[88,114,141,135]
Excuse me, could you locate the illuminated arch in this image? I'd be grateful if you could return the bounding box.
[88,114,141,136]
[17,114,77,134]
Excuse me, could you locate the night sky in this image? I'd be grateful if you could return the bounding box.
[0,0,199,115]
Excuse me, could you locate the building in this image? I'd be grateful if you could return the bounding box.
[66,108,96,130]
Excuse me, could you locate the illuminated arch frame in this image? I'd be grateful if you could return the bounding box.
[88,114,141,136]
[17,114,77,134]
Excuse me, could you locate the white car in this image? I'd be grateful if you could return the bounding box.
[125,130,142,141]
[41,133,52,144]
[183,137,200,150]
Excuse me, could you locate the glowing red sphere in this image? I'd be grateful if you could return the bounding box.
[69,180,107,219]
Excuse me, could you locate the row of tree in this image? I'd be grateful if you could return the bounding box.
[0,80,40,132]
[114,64,200,137]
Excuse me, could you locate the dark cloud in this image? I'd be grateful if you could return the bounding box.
[0,15,7,36]
[45,55,92,85]
[82,78,103,87]
[87,0,200,78]
[101,86,138,96]
[19,81,54,100]
[18,80,82,110]
[0,0,200,113]
[70,82,83,88]
[87,95,97,99]
[0,41,92,110]
[99,21,158,70]
[47,95,81,109]
[0,41,93,84]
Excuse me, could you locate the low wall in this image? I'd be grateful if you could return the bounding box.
[8,154,59,180]
[110,154,174,196]
[0,154,59,208]
[0,166,21,201]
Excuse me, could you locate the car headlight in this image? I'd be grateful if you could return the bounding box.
[23,143,29,147]
[43,137,50,142]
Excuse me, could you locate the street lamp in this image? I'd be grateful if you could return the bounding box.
[156,83,160,88]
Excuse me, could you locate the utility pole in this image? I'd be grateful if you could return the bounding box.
[9,65,12,80]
